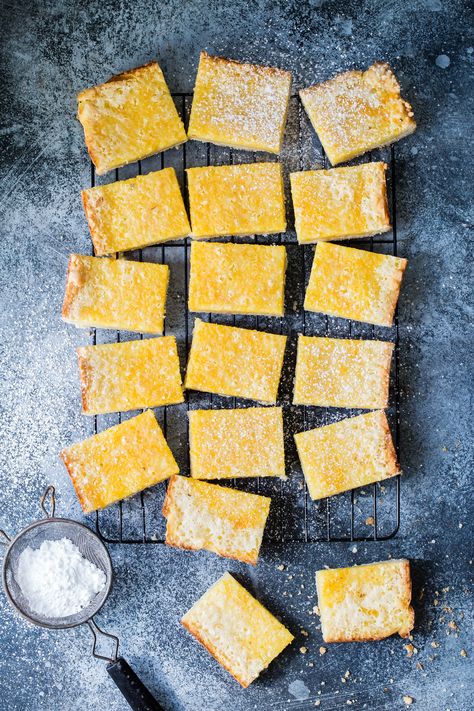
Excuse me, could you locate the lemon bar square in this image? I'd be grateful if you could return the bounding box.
[185,319,287,403]
[189,406,285,480]
[60,410,179,513]
[188,51,292,154]
[82,168,190,256]
[300,62,416,165]
[186,162,286,239]
[293,335,393,409]
[163,475,271,565]
[62,254,169,334]
[290,162,390,244]
[77,62,187,175]
[77,336,184,415]
[316,560,414,642]
[182,572,294,687]
[188,241,287,316]
[294,410,399,500]
[305,242,407,326]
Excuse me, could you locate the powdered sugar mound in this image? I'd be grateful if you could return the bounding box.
[16,537,106,618]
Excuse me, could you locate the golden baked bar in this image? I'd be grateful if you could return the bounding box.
[77,336,184,415]
[189,406,285,480]
[77,62,187,175]
[300,62,416,165]
[62,254,169,334]
[188,51,292,154]
[316,560,414,642]
[294,410,399,500]
[163,475,271,565]
[181,572,294,687]
[304,242,407,326]
[186,162,286,239]
[185,319,287,403]
[290,162,390,243]
[82,168,190,256]
[188,241,287,316]
[60,410,179,513]
[293,335,393,409]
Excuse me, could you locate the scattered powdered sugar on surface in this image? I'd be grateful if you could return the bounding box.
[288,678,311,700]
[16,537,106,618]
[435,54,450,69]
[2,3,472,709]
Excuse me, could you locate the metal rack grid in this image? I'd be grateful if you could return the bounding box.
[89,94,401,544]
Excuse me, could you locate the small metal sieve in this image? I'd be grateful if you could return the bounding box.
[1,486,164,711]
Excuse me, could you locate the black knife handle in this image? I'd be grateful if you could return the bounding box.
[106,657,165,711]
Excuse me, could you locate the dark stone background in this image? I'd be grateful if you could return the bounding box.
[0,1,473,709]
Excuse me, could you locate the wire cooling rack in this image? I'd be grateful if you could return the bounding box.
[89,94,401,544]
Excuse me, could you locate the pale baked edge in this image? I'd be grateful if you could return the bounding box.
[61,254,81,322]
[183,383,279,405]
[92,226,190,256]
[188,304,285,317]
[59,449,92,513]
[92,140,188,177]
[197,50,292,80]
[81,190,105,256]
[378,409,401,477]
[378,341,394,409]
[379,257,408,327]
[77,61,158,101]
[296,224,392,245]
[186,135,281,155]
[77,347,93,415]
[320,124,416,167]
[190,228,286,240]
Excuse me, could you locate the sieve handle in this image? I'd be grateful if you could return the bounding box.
[107,657,164,711]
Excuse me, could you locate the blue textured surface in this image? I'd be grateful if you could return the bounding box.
[0,1,473,709]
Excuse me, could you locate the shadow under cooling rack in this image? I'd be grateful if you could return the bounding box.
[88,94,401,544]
